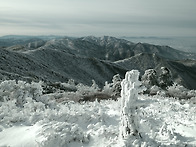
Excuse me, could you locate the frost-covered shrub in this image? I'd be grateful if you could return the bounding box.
[76,80,100,96]
[102,81,113,95]
[78,75,122,102]
[42,79,103,103]
[149,85,162,96]
[158,67,173,89]
[0,81,48,126]
[75,80,105,102]
[91,80,100,91]
[0,80,43,107]
[41,122,90,147]
[102,74,122,100]
[167,83,196,99]
[142,69,160,95]
[111,74,122,98]
[42,80,77,94]
[142,69,158,88]
[141,67,175,95]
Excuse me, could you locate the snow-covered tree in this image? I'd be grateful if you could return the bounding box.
[119,70,144,140]
[111,74,122,98]
[142,69,158,88]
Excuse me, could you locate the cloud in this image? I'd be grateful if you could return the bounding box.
[0,0,196,36]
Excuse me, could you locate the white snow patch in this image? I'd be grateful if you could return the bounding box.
[0,124,43,147]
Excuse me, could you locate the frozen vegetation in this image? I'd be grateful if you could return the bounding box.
[0,70,196,147]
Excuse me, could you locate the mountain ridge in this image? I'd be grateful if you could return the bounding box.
[0,47,126,87]
[2,36,196,60]
[0,35,196,89]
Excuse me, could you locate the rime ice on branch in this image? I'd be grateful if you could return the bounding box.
[119,70,144,139]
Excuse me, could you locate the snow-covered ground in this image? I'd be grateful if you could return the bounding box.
[0,76,196,146]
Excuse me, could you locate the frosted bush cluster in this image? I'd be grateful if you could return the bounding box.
[141,67,196,101]
[0,70,196,146]
[41,122,90,147]
[167,83,196,100]
[0,80,43,105]
[142,69,158,89]
[142,67,173,93]
[0,79,120,146]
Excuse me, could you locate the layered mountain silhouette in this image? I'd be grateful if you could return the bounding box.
[0,35,196,89]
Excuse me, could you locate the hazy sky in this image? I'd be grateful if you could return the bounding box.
[1,0,196,37]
